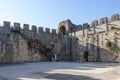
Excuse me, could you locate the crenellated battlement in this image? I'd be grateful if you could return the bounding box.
[31,25,37,32]
[51,29,56,34]
[91,20,98,27]
[83,23,89,29]
[110,14,119,22]
[23,24,29,30]
[38,27,43,33]
[1,21,57,34]
[4,21,11,28]
[1,13,120,36]
[45,28,50,34]
[13,22,21,31]
[91,13,120,26]
[58,13,120,38]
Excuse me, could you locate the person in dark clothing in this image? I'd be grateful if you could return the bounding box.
[83,51,89,62]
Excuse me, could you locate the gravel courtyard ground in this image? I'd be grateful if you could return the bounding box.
[0,62,120,80]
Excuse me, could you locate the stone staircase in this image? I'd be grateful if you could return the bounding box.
[11,28,54,61]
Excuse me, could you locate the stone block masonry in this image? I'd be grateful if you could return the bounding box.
[0,13,120,63]
[0,21,58,63]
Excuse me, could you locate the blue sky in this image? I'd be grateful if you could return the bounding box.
[0,0,119,29]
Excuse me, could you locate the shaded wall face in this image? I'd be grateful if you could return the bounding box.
[0,28,14,63]
[0,41,14,63]
[0,30,63,63]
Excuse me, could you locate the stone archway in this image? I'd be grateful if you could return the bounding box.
[59,26,66,35]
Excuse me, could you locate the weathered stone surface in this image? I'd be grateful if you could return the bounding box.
[111,14,119,22]
[23,24,29,30]
[3,21,10,28]
[52,29,56,34]
[92,20,98,26]
[100,17,108,25]
[38,27,43,33]
[45,28,50,33]
[14,23,20,31]
[0,14,120,63]
[32,25,37,32]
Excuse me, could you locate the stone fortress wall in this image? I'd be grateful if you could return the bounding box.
[76,14,120,62]
[0,21,63,63]
[58,13,120,62]
[0,13,120,63]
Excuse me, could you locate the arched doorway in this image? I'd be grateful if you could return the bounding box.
[59,26,66,35]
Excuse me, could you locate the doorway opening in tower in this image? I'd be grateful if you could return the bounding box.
[59,26,66,35]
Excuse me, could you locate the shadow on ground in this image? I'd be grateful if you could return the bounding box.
[43,73,101,80]
[0,73,101,80]
[0,62,120,80]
